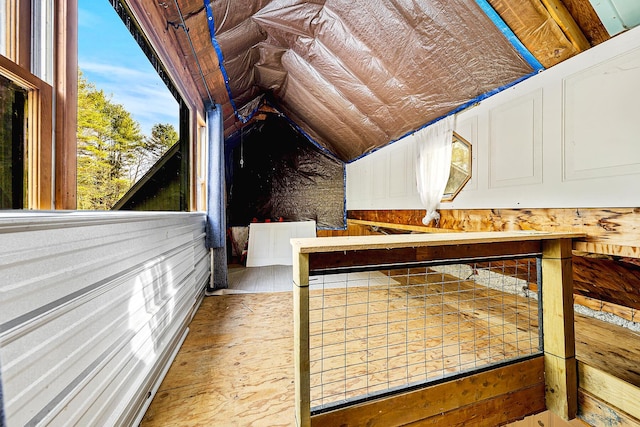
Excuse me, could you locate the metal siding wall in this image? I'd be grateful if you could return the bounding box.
[0,211,209,426]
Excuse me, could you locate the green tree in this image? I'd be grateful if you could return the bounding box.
[77,71,144,210]
[147,123,178,159]
[130,123,178,182]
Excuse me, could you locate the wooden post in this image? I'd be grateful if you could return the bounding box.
[293,250,311,427]
[541,238,577,420]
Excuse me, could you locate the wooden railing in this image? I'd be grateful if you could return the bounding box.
[292,231,584,427]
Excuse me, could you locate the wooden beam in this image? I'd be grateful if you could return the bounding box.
[559,0,610,46]
[575,314,640,388]
[350,208,640,252]
[293,251,311,427]
[16,0,31,69]
[574,241,640,259]
[400,384,546,427]
[540,0,591,52]
[54,0,78,209]
[347,219,457,234]
[309,241,541,271]
[578,389,640,427]
[311,357,545,427]
[292,231,584,255]
[542,239,577,420]
[572,254,640,311]
[545,354,578,420]
[578,362,640,421]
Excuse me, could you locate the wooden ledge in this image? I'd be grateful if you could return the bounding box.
[347,219,457,233]
[292,231,586,254]
[573,241,640,259]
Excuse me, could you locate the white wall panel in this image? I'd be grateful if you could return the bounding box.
[455,117,478,192]
[347,25,640,210]
[388,143,411,198]
[489,90,543,188]
[246,220,316,267]
[563,47,640,180]
[0,211,209,427]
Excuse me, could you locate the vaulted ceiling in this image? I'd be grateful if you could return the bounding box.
[151,0,612,163]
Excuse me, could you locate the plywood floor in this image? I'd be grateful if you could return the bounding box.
[140,293,296,427]
[139,278,638,426]
[140,273,540,426]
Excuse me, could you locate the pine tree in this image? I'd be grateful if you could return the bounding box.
[129,123,179,182]
[77,71,144,210]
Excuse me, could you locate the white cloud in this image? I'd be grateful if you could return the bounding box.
[79,60,179,136]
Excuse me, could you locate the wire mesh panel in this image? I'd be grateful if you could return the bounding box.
[307,257,541,412]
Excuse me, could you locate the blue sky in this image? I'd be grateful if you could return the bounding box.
[78,0,179,136]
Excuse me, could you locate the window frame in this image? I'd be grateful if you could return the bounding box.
[441,131,472,202]
[0,54,52,208]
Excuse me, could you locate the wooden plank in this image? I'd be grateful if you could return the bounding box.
[487,0,578,67]
[578,362,640,421]
[140,294,296,427]
[348,219,458,234]
[540,0,591,51]
[310,241,541,272]
[400,384,546,427]
[575,314,640,388]
[350,208,640,251]
[542,239,576,420]
[309,248,418,271]
[545,354,578,420]
[578,390,640,427]
[417,241,542,260]
[293,251,311,427]
[542,240,575,358]
[292,231,584,255]
[310,357,544,427]
[35,79,53,209]
[54,0,78,209]
[574,241,640,259]
[573,294,602,312]
[508,410,589,426]
[559,0,610,46]
[600,300,635,323]
[573,254,640,311]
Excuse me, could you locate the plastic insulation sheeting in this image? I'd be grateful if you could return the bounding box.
[204,0,537,162]
[203,1,249,123]
[225,113,345,229]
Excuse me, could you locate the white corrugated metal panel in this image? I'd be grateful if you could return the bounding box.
[0,211,209,426]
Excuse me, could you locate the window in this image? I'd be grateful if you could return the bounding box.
[0,54,53,209]
[0,0,7,57]
[442,132,472,201]
[1,0,57,209]
[0,73,27,208]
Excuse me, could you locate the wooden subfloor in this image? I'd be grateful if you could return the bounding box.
[140,293,296,427]
[140,288,639,426]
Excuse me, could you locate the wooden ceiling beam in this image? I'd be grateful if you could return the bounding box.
[540,0,591,51]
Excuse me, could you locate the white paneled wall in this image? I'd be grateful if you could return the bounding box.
[0,211,209,426]
[347,25,640,210]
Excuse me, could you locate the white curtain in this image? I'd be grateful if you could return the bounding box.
[415,115,454,226]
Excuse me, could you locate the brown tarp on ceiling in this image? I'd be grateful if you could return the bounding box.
[206,0,536,161]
